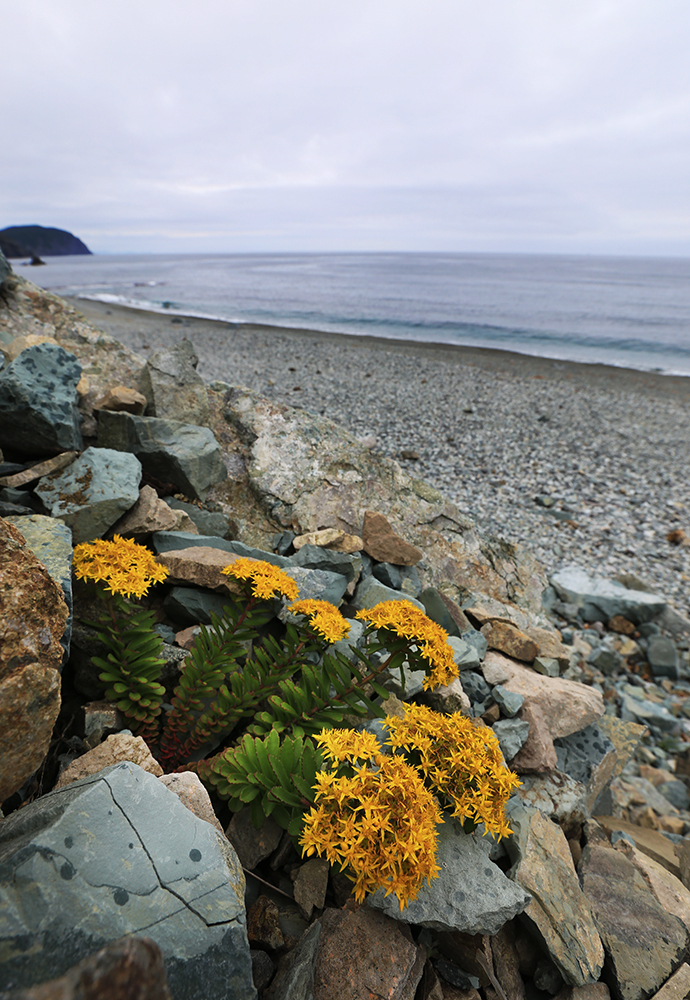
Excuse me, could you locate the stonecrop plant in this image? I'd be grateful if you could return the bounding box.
[74,538,520,910]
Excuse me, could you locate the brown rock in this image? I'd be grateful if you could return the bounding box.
[55,733,164,788]
[94,384,148,415]
[0,451,78,489]
[328,532,364,554]
[247,895,285,951]
[484,651,605,739]
[608,614,636,636]
[511,702,558,772]
[648,963,690,1000]
[156,546,244,592]
[490,923,525,1000]
[615,840,690,935]
[596,716,647,778]
[110,485,180,537]
[675,837,690,890]
[0,518,68,802]
[291,857,329,919]
[293,527,346,550]
[1,332,58,362]
[4,936,171,999]
[579,842,687,1000]
[313,906,424,1000]
[523,625,571,667]
[480,621,539,662]
[158,772,225,836]
[362,510,423,566]
[174,625,200,650]
[553,986,611,1000]
[83,699,123,746]
[594,816,682,878]
[226,807,283,870]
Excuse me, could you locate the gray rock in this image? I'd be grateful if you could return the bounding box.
[138,339,210,426]
[226,808,283,870]
[554,723,618,813]
[620,692,679,733]
[332,618,366,661]
[513,772,589,828]
[97,410,226,500]
[647,635,679,679]
[382,661,428,700]
[35,447,141,544]
[587,646,623,675]
[163,496,234,539]
[0,762,256,999]
[461,628,489,661]
[6,514,73,663]
[448,635,481,671]
[531,656,560,677]
[263,921,321,1000]
[351,574,425,612]
[550,566,666,625]
[492,718,531,761]
[493,685,524,718]
[658,780,690,811]
[400,565,422,598]
[419,586,466,636]
[0,342,83,456]
[0,249,10,285]
[459,670,492,710]
[367,813,530,933]
[289,544,359,584]
[284,566,349,605]
[151,531,290,566]
[372,561,402,589]
[164,586,235,626]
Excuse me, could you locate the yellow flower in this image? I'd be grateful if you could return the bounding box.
[316,728,381,765]
[221,556,299,601]
[289,599,351,643]
[300,734,442,909]
[73,536,169,598]
[384,703,520,839]
[355,600,458,690]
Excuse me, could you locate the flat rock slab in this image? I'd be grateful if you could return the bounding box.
[157,546,244,592]
[35,447,142,543]
[368,813,530,934]
[550,566,666,624]
[554,723,618,813]
[0,761,255,999]
[507,806,604,986]
[0,342,83,456]
[97,410,226,500]
[481,621,538,662]
[579,842,687,1000]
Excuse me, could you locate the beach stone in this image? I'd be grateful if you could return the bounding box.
[263,921,321,1000]
[587,645,623,675]
[608,614,636,635]
[0,936,172,1000]
[368,813,530,933]
[156,546,244,593]
[313,907,424,1000]
[162,496,235,538]
[448,635,481,671]
[524,625,571,667]
[0,342,83,456]
[506,806,603,986]
[226,807,283,870]
[0,762,255,999]
[289,543,359,583]
[485,652,605,738]
[35,447,142,544]
[6,514,73,660]
[658,780,690,811]
[492,685,524,717]
[351,573,425,612]
[647,636,679,679]
[492,718,531,761]
[0,518,67,803]
[579,842,687,1000]
[511,702,558,773]
[292,527,345,550]
[420,587,472,636]
[550,566,666,624]
[480,621,539,662]
[97,410,226,500]
[110,485,179,536]
[362,509,423,566]
[94,384,148,414]
[55,733,164,788]
[554,724,618,813]
[138,338,210,426]
[290,858,329,920]
[481,656,512,685]
[457,670,492,712]
[163,585,235,626]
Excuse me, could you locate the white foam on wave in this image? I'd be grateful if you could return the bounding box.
[76,292,243,325]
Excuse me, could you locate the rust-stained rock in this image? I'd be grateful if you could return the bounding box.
[55,733,164,788]
[0,518,67,802]
[362,510,423,566]
[94,384,148,415]
[156,546,243,592]
[0,451,78,489]
[110,485,180,537]
[0,332,59,362]
[480,621,539,662]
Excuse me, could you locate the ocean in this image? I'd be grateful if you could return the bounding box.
[24,251,690,376]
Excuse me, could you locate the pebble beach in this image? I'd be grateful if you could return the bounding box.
[71,297,690,619]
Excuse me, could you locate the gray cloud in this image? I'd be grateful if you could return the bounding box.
[2,0,689,254]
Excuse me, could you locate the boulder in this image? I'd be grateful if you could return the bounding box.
[0,762,256,999]
[138,339,210,426]
[0,518,68,803]
[288,543,359,584]
[550,566,666,625]
[1,332,59,362]
[158,772,226,838]
[163,586,235,626]
[97,410,226,500]
[0,342,83,456]
[283,565,349,605]
[35,447,142,544]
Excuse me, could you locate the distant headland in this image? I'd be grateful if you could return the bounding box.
[0,225,91,258]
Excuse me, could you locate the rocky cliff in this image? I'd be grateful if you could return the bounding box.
[0,225,91,257]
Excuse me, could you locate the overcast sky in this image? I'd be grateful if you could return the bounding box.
[2,0,689,255]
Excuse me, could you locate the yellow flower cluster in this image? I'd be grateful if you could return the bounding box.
[221,557,299,601]
[289,599,351,643]
[384,703,520,839]
[72,535,169,598]
[300,730,442,909]
[355,600,458,690]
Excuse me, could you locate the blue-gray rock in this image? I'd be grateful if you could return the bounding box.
[284,566,349,605]
[360,552,374,578]
[272,530,295,555]
[258,920,321,1000]
[163,496,234,539]
[638,622,661,638]
[459,670,492,709]
[492,719,531,761]
[492,685,524,718]
[550,566,666,625]
[164,586,235,627]
[419,587,469,637]
[0,342,83,456]
[97,410,226,500]
[554,723,618,812]
[138,339,210,426]
[35,447,141,544]
[6,514,73,663]
[448,635,481,671]
[620,692,679,733]
[532,656,560,677]
[460,629,489,661]
[372,561,402,589]
[647,636,679,679]
[151,531,290,566]
[400,565,422,598]
[658,780,690,811]
[289,544,359,583]
[587,646,623,675]
[0,762,256,999]
[367,813,530,934]
[332,618,366,661]
[381,661,428,700]
[351,574,424,612]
